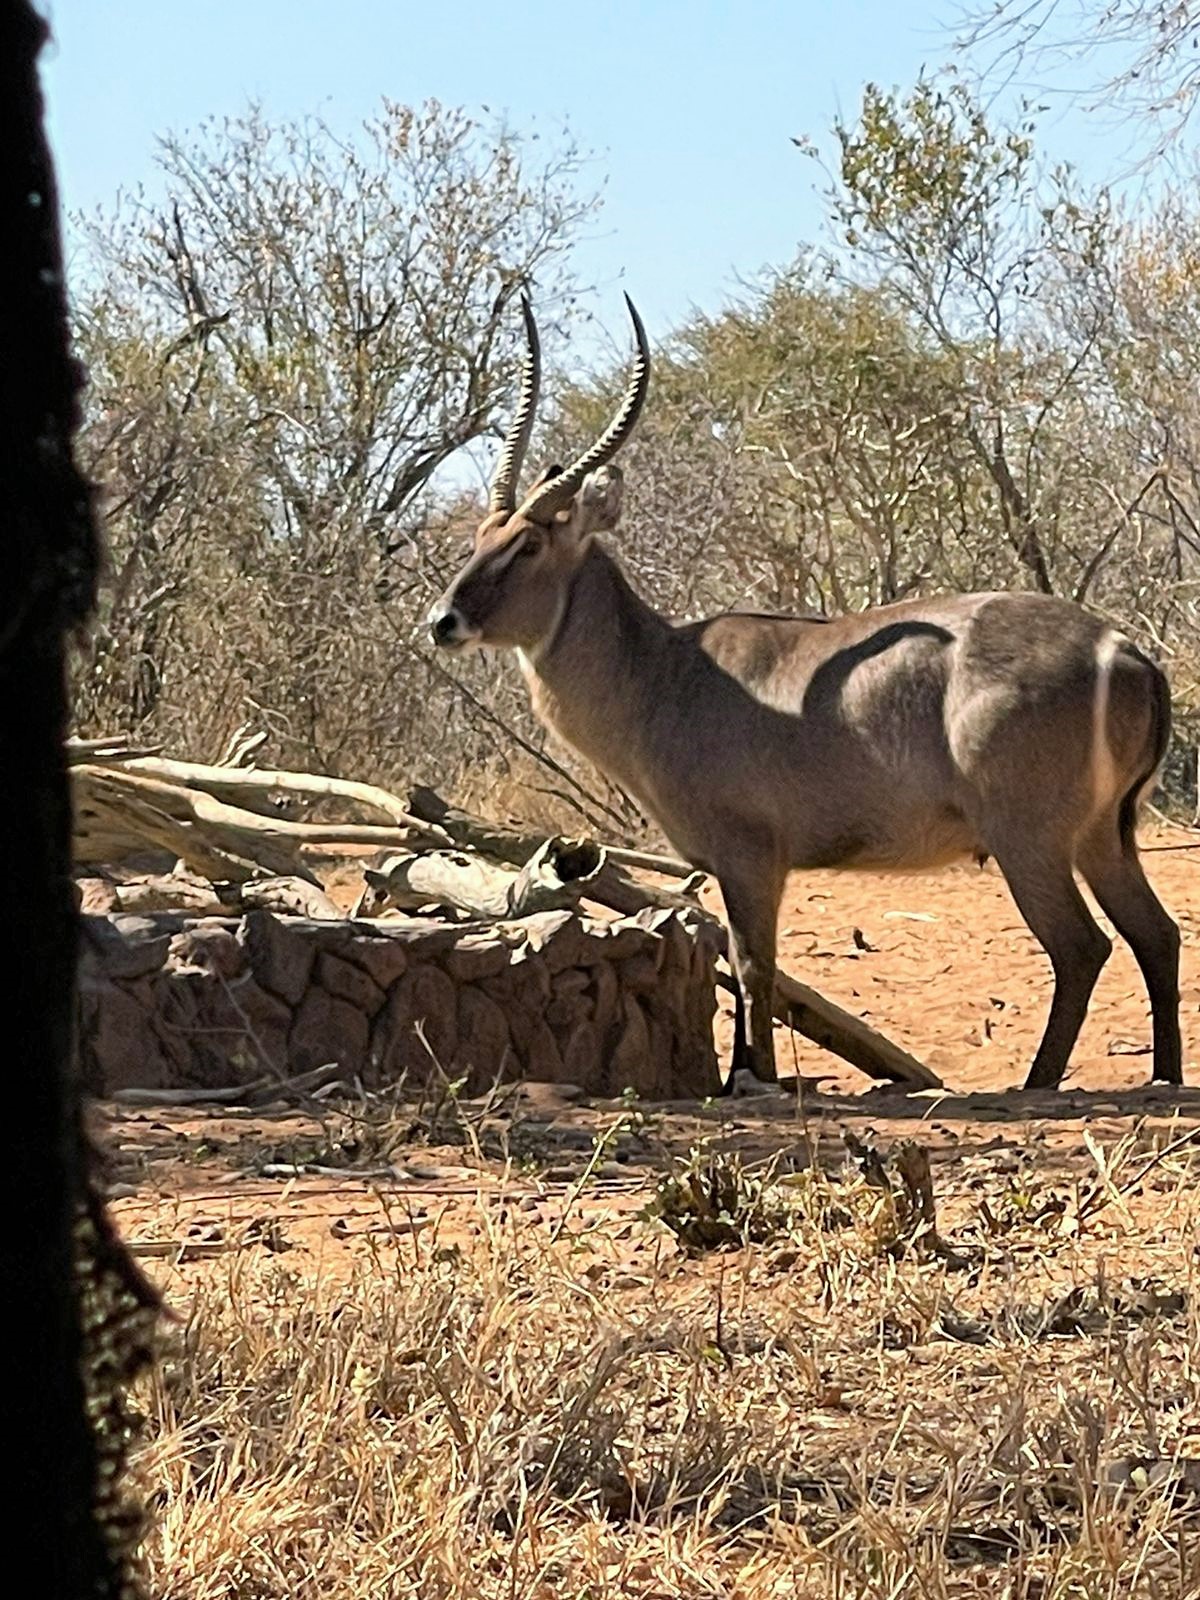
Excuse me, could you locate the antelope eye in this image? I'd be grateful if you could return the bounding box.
[516,533,542,559]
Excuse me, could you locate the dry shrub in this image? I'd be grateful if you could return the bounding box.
[646,1147,795,1252]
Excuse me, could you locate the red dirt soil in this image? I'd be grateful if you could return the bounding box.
[721,822,1200,1097]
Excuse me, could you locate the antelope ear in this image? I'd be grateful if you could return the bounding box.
[526,463,564,494]
[573,465,625,537]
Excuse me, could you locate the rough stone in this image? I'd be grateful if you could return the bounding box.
[291,987,370,1075]
[239,910,315,1005]
[523,913,652,974]
[80,916,171,981]
[643,1012,679,1100]
[518,909,576,956]
[168,923,246,979]
[502,956,554,1014]
[524,1016,565,1084]
[545,991,593,1030]
[342,930,409,990]
[445,930,511,983]
[453,988,514,1088]
[373,962,459,1082]
[158,971,292,1087]
[77,876,120,915]
[592,921,660,963]
[613,952,663,994]
[550,968,591,998]
[561,1021,601,1089]
[316,951,385,1017]
[144,975,202,1087]
[111,912,189,939]
[588,960,620,1041]
[633,905,679,935]
[347,916,466,956]
[608,993,652,1097]
[504,963,561,1052]
[78,978,155,1093]
[78,906,720,1099]
[538,918,608,973]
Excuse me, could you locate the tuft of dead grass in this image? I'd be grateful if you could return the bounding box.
[124,1121,1200,1599]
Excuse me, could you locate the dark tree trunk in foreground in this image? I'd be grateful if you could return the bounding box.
[1,6,154,1593]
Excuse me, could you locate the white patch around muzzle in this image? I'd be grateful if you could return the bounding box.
[428,604,482,651]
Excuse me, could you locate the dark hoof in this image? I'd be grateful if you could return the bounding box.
[725,1069,786,1099]
[1021,1068,1063,1091]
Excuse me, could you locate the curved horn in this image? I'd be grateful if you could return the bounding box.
[518,294,650,524]
[487,294,541,514]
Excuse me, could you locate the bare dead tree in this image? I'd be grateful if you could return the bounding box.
[960,0,1200,151]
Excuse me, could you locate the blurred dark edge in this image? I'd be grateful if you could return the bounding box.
[1,5,156,1594]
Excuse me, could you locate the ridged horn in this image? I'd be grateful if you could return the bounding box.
[487,294,541,514]
[517,294,650,524]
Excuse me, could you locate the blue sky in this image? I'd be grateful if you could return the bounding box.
[37,0,1148,343]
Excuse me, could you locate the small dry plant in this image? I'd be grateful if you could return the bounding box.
[645,1145,795,1252]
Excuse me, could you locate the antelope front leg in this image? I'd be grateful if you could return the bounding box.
[719,864,784,1085]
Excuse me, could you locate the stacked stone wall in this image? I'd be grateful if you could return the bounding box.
[78,907,722,1099]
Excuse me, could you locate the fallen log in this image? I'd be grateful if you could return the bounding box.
[585,860,706,918]
[74,766,315,880]
[66,736,162,765]
[406,785,697,878]
[73,773,261,882]
[121,755,452,840]
[362,837,607,920]
[715,968,940,1090]
[74,766,440,883]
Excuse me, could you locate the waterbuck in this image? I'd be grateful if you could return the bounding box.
[429,297,1183,1092]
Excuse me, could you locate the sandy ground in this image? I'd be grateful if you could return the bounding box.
[734,823,1200,1096]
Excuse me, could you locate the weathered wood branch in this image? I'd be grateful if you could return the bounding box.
[406,785,697,877]
[74,766,438,883]
[66,736,162,765]
[363,837,607,919]
[715,968,940,1090]
[74,773,261,882]
[120,754,452,840]
[110,1060,346,1108]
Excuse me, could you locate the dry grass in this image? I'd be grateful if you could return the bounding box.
[117,1109,1200,1600]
